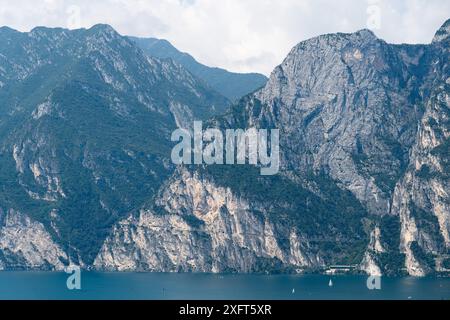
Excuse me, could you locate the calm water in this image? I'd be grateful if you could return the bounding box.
[0,272,448,300]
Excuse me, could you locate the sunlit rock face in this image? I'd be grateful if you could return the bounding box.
[0,209,68,270]
[94,169,321,272]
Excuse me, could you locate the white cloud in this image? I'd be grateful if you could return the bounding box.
[0,0,448,75]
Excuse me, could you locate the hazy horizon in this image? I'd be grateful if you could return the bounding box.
[0,0,449,75]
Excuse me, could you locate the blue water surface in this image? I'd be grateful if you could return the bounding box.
[0,272,448,300]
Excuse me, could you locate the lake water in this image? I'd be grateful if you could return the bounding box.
[0,272,448,300]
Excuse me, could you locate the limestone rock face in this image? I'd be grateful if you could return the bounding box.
[392,31,449,275]
[94,169,321,272]
[0,209,68,270]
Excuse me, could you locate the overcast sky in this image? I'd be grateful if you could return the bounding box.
[0,0,448,75]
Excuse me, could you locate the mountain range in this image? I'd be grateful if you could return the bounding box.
[0,20,449,276]
[128,36,268,101]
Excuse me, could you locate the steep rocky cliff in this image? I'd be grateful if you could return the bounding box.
[0,21,448,275]
[96,21,449,276]
[391,23,450,275]
[95,168,324,272]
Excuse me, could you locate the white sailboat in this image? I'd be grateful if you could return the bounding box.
[328,279,333,287]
